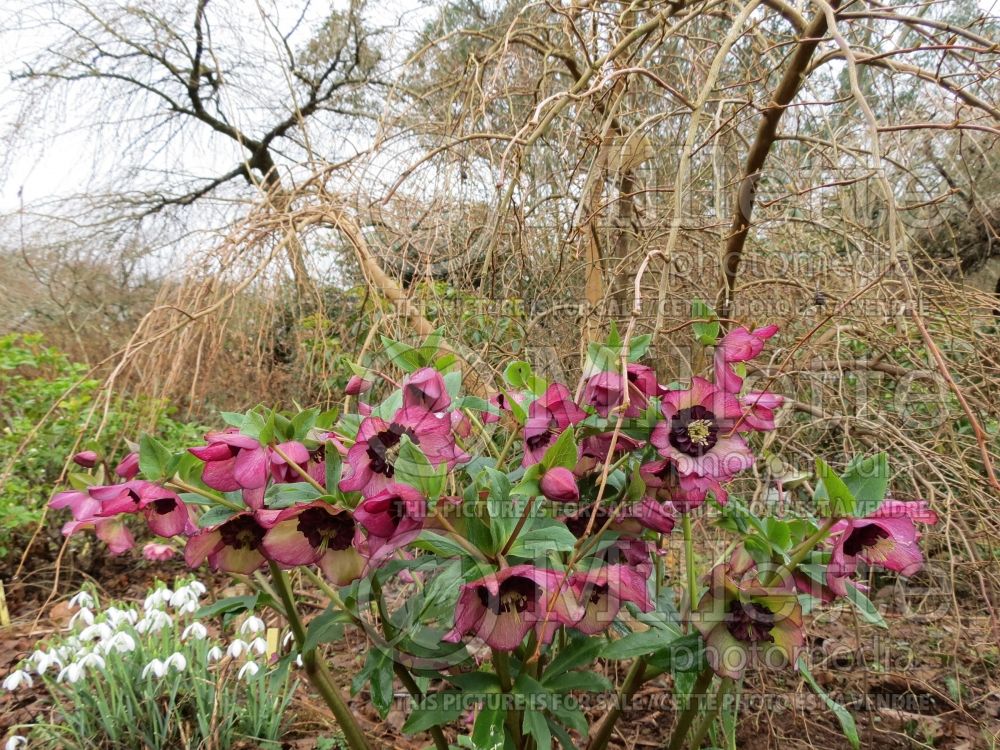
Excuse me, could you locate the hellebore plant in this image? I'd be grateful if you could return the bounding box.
[46,320,935,750]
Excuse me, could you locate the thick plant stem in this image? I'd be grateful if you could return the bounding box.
[493,652,523,747]
[393,664,450,750]
[682,513,699,622]
[666,666,715,750]
[587,657,646,750]
[269,564,373,750]
[687,676,735,749]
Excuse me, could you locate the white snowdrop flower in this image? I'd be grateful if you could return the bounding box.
[79,622,114,642]
[56,663,85,684]
[186,581,207,596]
[5,735,27,750]
[78,653,106,671]
[104,632,137,654]
[239,616,265,635]
[68,607,94,628]
[141,659,166,679]
[104,607,138,628]
[174,599,198,616]
[226,639,249,659]
[135,610,172,634]
[143,588,173,611]
[206,646,224,663]
[2,670,33,691]
[164,653,187,673]
[31,650,62,675]
[294,654,303,668]
[237,661,260,680]
[282,631,295,648]
[168,587,199,612]
[249,637,268,657]
[69,591,95,610]
[182,622,208,641]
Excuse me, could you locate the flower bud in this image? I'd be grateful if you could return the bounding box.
[114,452,140,480]
[72,450,99,468]
[345,375,372,396]
[539,466,580,503]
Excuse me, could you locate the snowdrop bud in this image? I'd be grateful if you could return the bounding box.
[206,646,224,663]
[182,623,208,641]
[237,661,260,680]
[79,623,114,642]
[143,588,173,611]
[282,631,295,648]
[164,653,187,673]
[57,663,85,684]
[186,581,207,596]
[31,650,62,675]
[136,610,172,634]
[5,735,27,750]
[141,659,166,680]
[69,608,94,628]
[294,654,303,668]
[239,616,265,635]
[2,670,33,691]
[69,591,95,610]
[249,637,267,656]
[226,639,249,659]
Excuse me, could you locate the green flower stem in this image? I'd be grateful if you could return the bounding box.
[392,663,449,750]
[270,443,326,493]
[687,676,735,749]
[268,563,373,750]
[765,516,838,586]
[666,666,716,750]
[499,494,538,557]
[167,478,243,511]
[587,656,646,750]
[682,513,698,623]
[493,651,524,748]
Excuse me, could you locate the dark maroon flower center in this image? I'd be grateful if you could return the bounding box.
[296,507,355,550]
[126,488,142,506]
[151,498,177,515]
[219,515,266,551]
[477,576,541,615]
[588,583,609,605]
[526,419,558,452]
[669,405,719,457]
[367,423,418,477]
[842,524,889,556]
[565,507,613,538]
[725,600,775,644]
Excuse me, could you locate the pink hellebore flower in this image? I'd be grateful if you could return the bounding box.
[262,501,365,586]
[522,384,586,466]
[713,325,779,393]
[581,365,660,419]
[143,543,176,561]
[569,565,652,635]
[345,375,372,396]
[575,432,642,477]
[62,516,135,555]
[539,466,580,503]
[114,452,140,480]
[90,481,195,538]
[639,458,728,513]
[403,367,451,413]
[185,511,273,575]
[353,484,428,554]
[340,407,468,497]
[270,441,325,486]
[443,565,582,651]
[650,377,753,480]
[482,390,527,424]
[50,489,101,521]
[825,500,937,597]
[189,429,269,493]
[72,451,99,468]
[737,391,783,432]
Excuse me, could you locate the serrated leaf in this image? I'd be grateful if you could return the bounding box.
[540,428,577,471]
[472,706,506,750]
[381,336,424,373]
[814,457,856,516]
[195,593,258,620]
[692,299,721,345]
[402,693,465,734]
[138,434,173,481]
[842,453,889,517]
[509,525,577,557]
[523,709,552,750]
[197,505,238,528]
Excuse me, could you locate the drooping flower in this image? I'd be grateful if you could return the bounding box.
[713,325,779,393]
[185,511,272,575]
[238,661,260,680]
[568,565,652,634]
[581,372,625,418]
[143,542,176,561]
[114,452,140,480]
[345,375,372,396]
[61,516,135,555]
[650,377,753,479]
[481,390,527,424]
[825,500,937,597]
[692,546,804,680]
[269,440,324,485]
[443,565,582,651]
[523,384,587,466]
[353,484,427,550]
[49,489,101,521]
[188,429,269,493]
[2,669,33,692]
[736,391,783,432]
[402,367,451,413]
[72,450,99,468]
[261,501,365,585]
[639,458,728,513]
[539,467,580,503]
[632,497,676,534]
[240,616,266,636]
[340,407,467,497]
[89,480,195,538]
[575,432,642,476]
[182,623,209,641]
